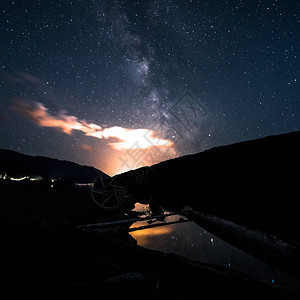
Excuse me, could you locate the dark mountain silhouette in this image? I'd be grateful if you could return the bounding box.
[0,148,108,183]
[1,133,300,298]
[114,130,300,241]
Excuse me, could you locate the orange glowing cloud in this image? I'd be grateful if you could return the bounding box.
[11,98,174,152]
[88,126,173,151]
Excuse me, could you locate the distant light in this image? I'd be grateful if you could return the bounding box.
[9,176,29,181]
[75,183,93,187]
[30,176,43,181]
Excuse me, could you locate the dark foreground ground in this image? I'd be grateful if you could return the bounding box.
[1,181,299,299]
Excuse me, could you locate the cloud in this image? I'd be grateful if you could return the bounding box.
[18,72,43,85]
[0,71,23,84]
[11,99,84,134]
[10,98,174,151]
[79,144,93,151]
[0,71,43,85]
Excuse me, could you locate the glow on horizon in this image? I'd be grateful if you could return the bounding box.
[101,143,178,176]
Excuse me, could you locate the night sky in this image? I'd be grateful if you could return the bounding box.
[0,0,299,175]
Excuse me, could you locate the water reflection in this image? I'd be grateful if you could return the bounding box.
[130,227,173,247]
[129,204,300,292]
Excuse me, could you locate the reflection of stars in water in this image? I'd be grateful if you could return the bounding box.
[131,219,289,286]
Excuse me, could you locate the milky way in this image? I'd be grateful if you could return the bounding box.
[0,0,299,175]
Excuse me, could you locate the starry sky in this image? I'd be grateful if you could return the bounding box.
[0,0,299,175]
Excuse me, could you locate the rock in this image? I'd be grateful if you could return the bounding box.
[103,272,146,298]
[103,272,145,286]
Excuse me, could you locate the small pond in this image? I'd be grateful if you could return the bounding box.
[129,204,300,293]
